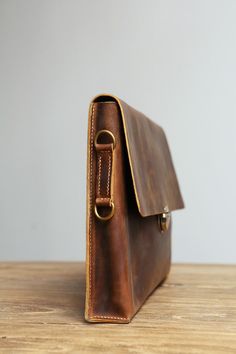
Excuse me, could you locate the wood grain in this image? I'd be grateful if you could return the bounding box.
[0,263,235,353]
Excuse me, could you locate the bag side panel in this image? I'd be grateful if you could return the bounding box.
[85,101,133,323]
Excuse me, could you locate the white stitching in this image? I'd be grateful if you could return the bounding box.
[91,315,129,321]
[97,151,112,198]
[89,104,95,317]
[98,155,102,196]
[107,153,111,195]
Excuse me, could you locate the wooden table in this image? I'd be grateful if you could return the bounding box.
[0,263,235,353]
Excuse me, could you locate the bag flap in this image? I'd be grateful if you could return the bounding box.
[92,94,184,217]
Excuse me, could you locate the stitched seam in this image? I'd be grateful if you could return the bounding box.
[89,106,128,321]
[91,315,129,320]
[89,104,95,317]
[97,151,111,197]
[107,153,111,195]
[98,155,102,196]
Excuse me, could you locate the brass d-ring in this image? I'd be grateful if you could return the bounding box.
[94,130,116,149]
[94,201,115,221]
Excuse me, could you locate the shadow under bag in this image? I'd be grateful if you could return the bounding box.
[85,94,184,323]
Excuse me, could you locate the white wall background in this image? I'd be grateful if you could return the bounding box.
[0,0,236,263]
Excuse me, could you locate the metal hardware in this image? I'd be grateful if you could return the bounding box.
[94,130,116,149]
[94,201,115,221]
[159,206,171,232]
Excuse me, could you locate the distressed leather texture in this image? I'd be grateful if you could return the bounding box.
[85,94,184,323]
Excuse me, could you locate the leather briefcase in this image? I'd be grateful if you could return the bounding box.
[85,94,184,323]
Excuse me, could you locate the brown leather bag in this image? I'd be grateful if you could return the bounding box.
[85,94,184,323]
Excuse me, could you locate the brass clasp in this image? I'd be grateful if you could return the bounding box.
[159,206,171,232]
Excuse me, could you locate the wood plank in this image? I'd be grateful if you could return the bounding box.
[0,263,235,353]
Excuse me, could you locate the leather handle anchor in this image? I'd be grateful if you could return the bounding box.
[94,130,116,221]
